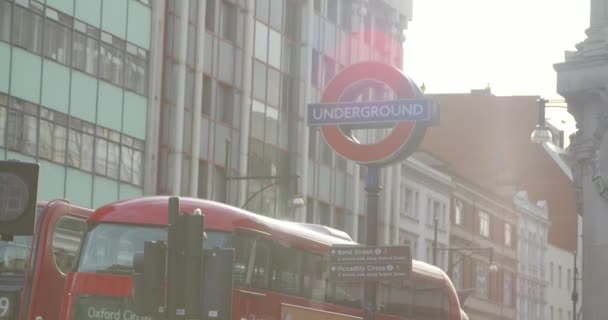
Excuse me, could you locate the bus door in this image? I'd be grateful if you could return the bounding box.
[231,231,272,320]
[20,201,90,320]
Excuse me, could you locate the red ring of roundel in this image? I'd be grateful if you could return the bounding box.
[320,62,417,164]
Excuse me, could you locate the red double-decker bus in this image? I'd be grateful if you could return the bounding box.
[60,196,463,320]
[0,200,92,320]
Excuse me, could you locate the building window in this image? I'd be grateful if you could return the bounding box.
[72,22,99,76]
[0,0,11,43]
[320,139,332,165]
[217,82,234,124]
[401,186,418,219]
[550,306,554,320]
[334,208,345,231]
[505,223,512,247]
[558,265,562,289]
[319,202,330,226]
[203,75,212,115]
[454,199,463,225]
[125,44,148,95]
[427,198,446,228]
[479,211,490,237]
[475,262,488,298]
[205,0,216,31]
[550,262,554,286]
[13,5,43,54]
[504,272,512,306]
[44,13,72,65]
[451,252,463,289]
[99,33,124,86]
[213,165,227,203]
[220,0,237,42]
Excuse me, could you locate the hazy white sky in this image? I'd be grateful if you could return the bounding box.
[401,0,589,132]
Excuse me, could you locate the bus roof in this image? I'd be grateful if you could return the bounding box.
[91,196,447,281]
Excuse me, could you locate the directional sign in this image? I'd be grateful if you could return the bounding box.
[307,98,433,127]
[328,262,411,282]
[328,245,411,282]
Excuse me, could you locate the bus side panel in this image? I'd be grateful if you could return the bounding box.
[26,203,91,320]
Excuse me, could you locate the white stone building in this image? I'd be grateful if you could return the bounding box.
[394,154,453,269]
[514,191,550,320]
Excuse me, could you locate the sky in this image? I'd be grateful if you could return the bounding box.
[401,0,590,134]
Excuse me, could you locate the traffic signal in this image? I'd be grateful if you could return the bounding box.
[132,241,167,316]
[166,197,205,320]
[202,248,234,320]
[0,160,39,237]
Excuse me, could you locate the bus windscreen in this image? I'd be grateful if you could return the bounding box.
[78,224,231,274]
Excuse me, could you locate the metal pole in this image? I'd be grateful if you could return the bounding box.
[573,251,578,320]
[433,216,438,266]
[364,166,381,320]
[224,138,231,203]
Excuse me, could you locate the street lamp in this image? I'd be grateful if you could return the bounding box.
[530,98,570,145]
[530,98,553,144]
[226,174,304,210]
[435,246,497,305]
[223,139,304,210]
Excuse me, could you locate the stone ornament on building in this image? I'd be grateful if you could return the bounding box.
[588,88,608,200]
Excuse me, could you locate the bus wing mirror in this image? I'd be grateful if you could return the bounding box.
[132,241,166,317]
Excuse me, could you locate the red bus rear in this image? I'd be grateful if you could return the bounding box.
[0,200,92,320]
[60,197,462,320]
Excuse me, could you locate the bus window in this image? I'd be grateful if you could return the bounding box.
[378,280,450,319]
[326,282,363,308]
[269,242,301,295]
[412,283,450,320]
[301,252,326,301]
[232,234,251,285]
[51,216,86,274]
[379,281,414,317]
[232,233,269,289]
[250,239,269,289]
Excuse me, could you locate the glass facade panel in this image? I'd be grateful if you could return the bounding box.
[202,76,213,115]
[255,0,269,23]
[268,29,281,69]
[221,0,237,42]
[269,0,282,31]
[251,100,265,140]
[217,82,233,125]
[266,68,280,107]
[254,22,268,62]
[252,60,266,101]
[265,106,278,145]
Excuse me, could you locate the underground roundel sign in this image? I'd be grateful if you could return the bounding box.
[307,62,437,166]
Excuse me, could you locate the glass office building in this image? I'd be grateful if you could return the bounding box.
[154,0,413,243]
[0,0,152,208]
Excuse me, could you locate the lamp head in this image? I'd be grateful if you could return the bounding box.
[531,125,553,144]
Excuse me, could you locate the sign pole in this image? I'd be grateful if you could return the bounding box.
[364,165,381,320]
